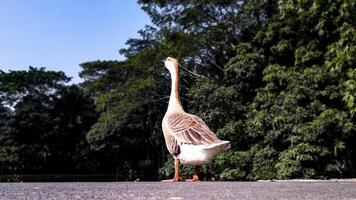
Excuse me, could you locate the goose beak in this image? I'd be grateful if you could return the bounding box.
[161,59,166,64]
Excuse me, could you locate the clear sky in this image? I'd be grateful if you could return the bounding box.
[0,0,151,83]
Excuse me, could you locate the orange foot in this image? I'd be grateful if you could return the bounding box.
[186,175,199,182]
[161,176,182,182]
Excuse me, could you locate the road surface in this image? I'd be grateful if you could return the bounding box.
[0,181,355,200]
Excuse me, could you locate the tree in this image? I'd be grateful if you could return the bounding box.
[46,85,98,174]
[80,58,167,179]
[81,0,276,180]
[79,0,355,180]
[0,67,98,175]
[228,0,356,179]
[0,67,70,107]
[159,0,356,180]
[0,105,20,174]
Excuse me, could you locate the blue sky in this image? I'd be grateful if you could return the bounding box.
[0,0,151,83]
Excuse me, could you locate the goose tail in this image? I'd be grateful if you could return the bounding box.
[202,140,231,151]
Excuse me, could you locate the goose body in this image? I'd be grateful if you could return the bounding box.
[162,112,230,166]
[179,140,231,165]
[161,57,230,182]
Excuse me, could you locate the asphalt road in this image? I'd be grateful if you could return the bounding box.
[0,181,355,200]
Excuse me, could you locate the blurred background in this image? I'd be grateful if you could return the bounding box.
[0,0,355,181]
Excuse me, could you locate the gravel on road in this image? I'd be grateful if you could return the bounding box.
[0,181,355,200]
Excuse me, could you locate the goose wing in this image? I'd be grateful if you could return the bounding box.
[163,130,181,156]
[167,113,220,145]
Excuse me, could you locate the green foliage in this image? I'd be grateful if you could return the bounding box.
[242,0,356,179]
[0,68,98,174]
[249,145,278,180]
[80,52,169,178]
[0,105,20,173]
[211,150,252,180]
[1,0,355,181]
[0,67,70,106]
[79,0,356,180]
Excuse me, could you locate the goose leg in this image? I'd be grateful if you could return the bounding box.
[161,159,181,182]
[187,166,200,182]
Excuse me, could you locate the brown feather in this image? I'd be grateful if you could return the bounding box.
[167,113,220,145]
[164,134,180,156]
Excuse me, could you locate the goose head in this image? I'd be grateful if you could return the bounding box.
[162,57,179,73]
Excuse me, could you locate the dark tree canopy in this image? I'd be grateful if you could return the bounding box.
[0,67,70,106]
[78,0,356,180]
[0,68,98,176]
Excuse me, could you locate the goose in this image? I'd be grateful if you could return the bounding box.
[161,57,231,182]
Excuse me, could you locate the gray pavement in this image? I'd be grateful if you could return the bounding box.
[0,181,355,200]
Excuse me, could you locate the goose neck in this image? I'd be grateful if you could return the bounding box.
[167,67,183,112]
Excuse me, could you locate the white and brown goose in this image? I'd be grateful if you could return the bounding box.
[161,57,230,182]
